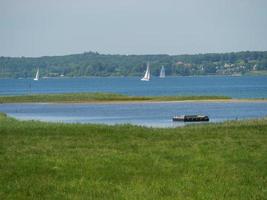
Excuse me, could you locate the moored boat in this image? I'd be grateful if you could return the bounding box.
[173,115,209,122]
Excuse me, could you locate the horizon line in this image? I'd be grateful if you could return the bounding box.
[1,50,267,58]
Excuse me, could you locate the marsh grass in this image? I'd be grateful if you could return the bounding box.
[0,92,230,103]
[0,113,266,199]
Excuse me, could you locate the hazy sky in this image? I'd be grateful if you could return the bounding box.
[1,0,267,57]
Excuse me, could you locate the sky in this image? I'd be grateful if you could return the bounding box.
[0,0,267,57]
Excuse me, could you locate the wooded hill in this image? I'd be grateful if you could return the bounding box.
[0,51,267,78]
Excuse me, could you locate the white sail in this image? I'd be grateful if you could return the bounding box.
[141,62,150,81]
[159,66,165,78]
[34,68,39,81]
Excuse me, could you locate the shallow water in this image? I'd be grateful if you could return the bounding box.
[1,102,267,127]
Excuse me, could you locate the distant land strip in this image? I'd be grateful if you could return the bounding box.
[1,92,266,104]
[0,93,234,103]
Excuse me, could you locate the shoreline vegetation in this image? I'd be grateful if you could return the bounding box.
[0,113,266,199]
[0,92,266,104]
[0,93,232,103]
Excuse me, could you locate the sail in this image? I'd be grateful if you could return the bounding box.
[141,62,150,81]
[159,66,165,78]
[34,68,39,81]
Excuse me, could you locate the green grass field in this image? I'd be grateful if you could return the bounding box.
[0,113,266,199]
[0,93,230,103]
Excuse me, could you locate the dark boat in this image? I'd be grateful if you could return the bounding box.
[172,115,209,122]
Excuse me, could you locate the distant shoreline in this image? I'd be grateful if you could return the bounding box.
[1,51,267,78]
[1,73,267,80]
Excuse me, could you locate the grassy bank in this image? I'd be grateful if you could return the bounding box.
[0,93,230,103]
[0,113,266,199]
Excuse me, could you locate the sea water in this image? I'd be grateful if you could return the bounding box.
[0,76,267,98]
[1,76,266,127]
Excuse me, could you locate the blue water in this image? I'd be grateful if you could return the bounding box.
[0,76,267,98]
[1,102,267,127]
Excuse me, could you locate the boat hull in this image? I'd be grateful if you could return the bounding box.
[173,115,209,122]
[141,78,150,81]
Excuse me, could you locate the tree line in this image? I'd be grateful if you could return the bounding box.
[0,51,267,78]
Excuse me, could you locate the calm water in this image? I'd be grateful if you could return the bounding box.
[0,76,267,98]
[1,102,267,127]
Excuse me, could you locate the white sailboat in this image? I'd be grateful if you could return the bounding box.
[159,66,165,78]
[141,62,150,81]
[34,68,40,81]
